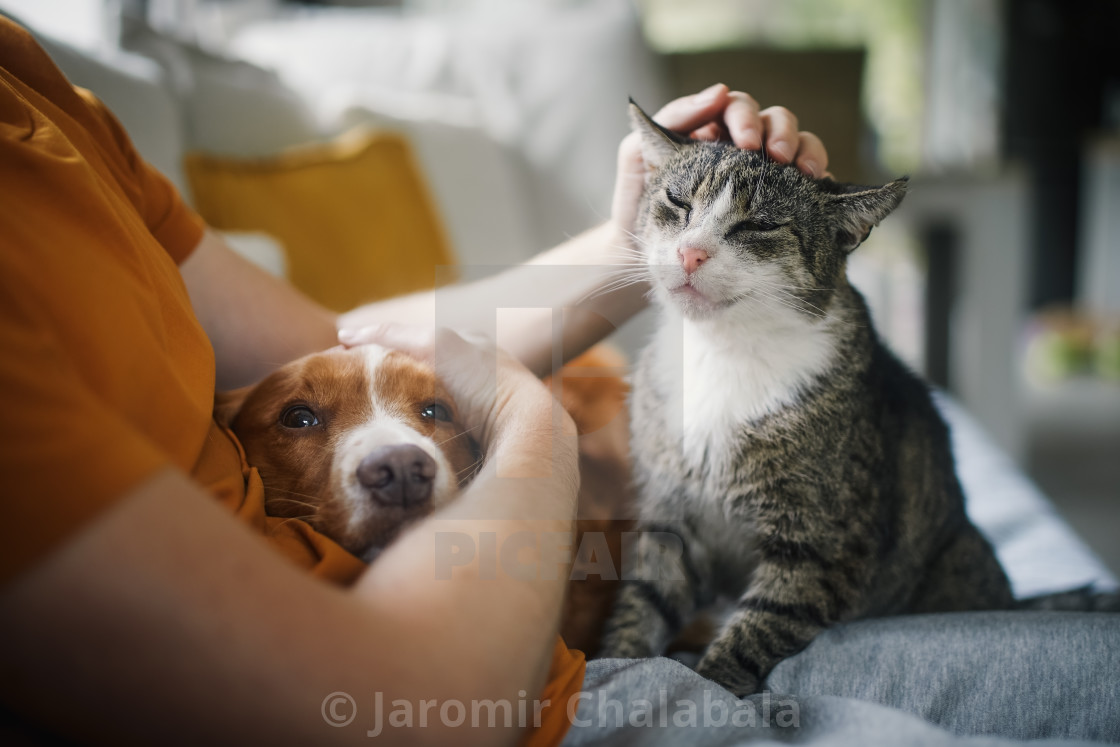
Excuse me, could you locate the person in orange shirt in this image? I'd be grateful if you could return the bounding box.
[0,15,828,746]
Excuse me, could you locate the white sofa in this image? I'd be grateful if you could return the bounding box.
[24,2,666,273]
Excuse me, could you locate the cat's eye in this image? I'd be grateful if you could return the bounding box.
[728,219,784,235]
[665,190,692,221]
[421,402,453,422]
[280,405,320,429]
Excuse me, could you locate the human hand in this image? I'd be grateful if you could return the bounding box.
[338,324,574,454]
[611,83,830,239]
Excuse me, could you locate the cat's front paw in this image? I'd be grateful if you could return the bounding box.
[695,649,761,698]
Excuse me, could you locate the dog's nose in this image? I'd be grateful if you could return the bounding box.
[357,444,437,507]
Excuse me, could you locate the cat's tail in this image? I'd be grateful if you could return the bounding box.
[1015,585,1120,612]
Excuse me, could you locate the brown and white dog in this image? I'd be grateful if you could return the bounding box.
[216,343,633,654]
[217,345,482,563]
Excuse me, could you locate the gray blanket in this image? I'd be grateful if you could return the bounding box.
[565,612,1120,746]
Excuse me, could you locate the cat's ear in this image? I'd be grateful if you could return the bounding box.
[629,99,687,171]
[823,177,908,253]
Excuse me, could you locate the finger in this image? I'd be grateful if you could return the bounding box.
[759,106,800,163]
[793,130,829,179]
[690,121,725,142]
[722,91,763,150]
[337,323,384,348]
[652,83,730,133]
[337,322,434,358]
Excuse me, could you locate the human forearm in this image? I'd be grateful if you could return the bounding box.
[357,396,580,704]
[0,466,573,746]
[340,221,647,377]
[336,329,581,705]
[184,221,642,387]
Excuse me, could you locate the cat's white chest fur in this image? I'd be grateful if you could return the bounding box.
[652,304,838,473]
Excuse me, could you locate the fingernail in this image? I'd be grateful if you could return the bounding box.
[801,159,820,178]
[693,83,725,106]
[337,325,377,344]
[739,127,763,150]
[768,142,793,162]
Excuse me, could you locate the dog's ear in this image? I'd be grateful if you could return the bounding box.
[213,386,252,428]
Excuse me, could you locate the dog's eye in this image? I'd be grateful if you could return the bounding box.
[420,402,452,422]
[280,405,320,429]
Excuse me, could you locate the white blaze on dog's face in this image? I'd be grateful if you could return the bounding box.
[226,345,482,560]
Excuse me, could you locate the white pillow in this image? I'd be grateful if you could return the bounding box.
[122,20,322,157]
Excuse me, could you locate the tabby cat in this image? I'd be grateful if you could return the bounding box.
[597,103,1015,696]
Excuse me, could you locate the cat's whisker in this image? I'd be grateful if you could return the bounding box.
[618,226,650,247]
[607,236,648,250]
[602,259,648,269]
[595,266,651,282]
[600,258,650,272]
[602,264,652,277]
[580,265,653,292]
[746,285,827,321]
[597,274,651,291]
[750,292,851,345]
[753,279,830,293]
[749,281,868,329]
[579,274,652,305]
[603,246,649,265]
[762,287,831,319]
[602,242,649,259]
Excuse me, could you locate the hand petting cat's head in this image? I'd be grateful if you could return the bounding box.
[629,101,907,322]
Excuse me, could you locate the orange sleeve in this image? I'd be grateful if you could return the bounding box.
[0,16,204,264]
[75,89,205,263]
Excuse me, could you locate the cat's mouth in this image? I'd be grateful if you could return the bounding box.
[673,281,706,299]
[669,280,732,315]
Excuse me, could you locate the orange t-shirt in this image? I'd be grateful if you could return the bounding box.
[0,17,581,745]
[0,16,365,585]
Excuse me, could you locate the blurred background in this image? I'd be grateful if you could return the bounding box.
[4,0,1117,573]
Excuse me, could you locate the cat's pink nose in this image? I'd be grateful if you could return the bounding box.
[679,247,710,275]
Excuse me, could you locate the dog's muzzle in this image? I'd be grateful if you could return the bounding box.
[356,444,437,508]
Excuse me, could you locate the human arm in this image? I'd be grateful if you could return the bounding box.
[0,333,578,746]
[179,228,339,390]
